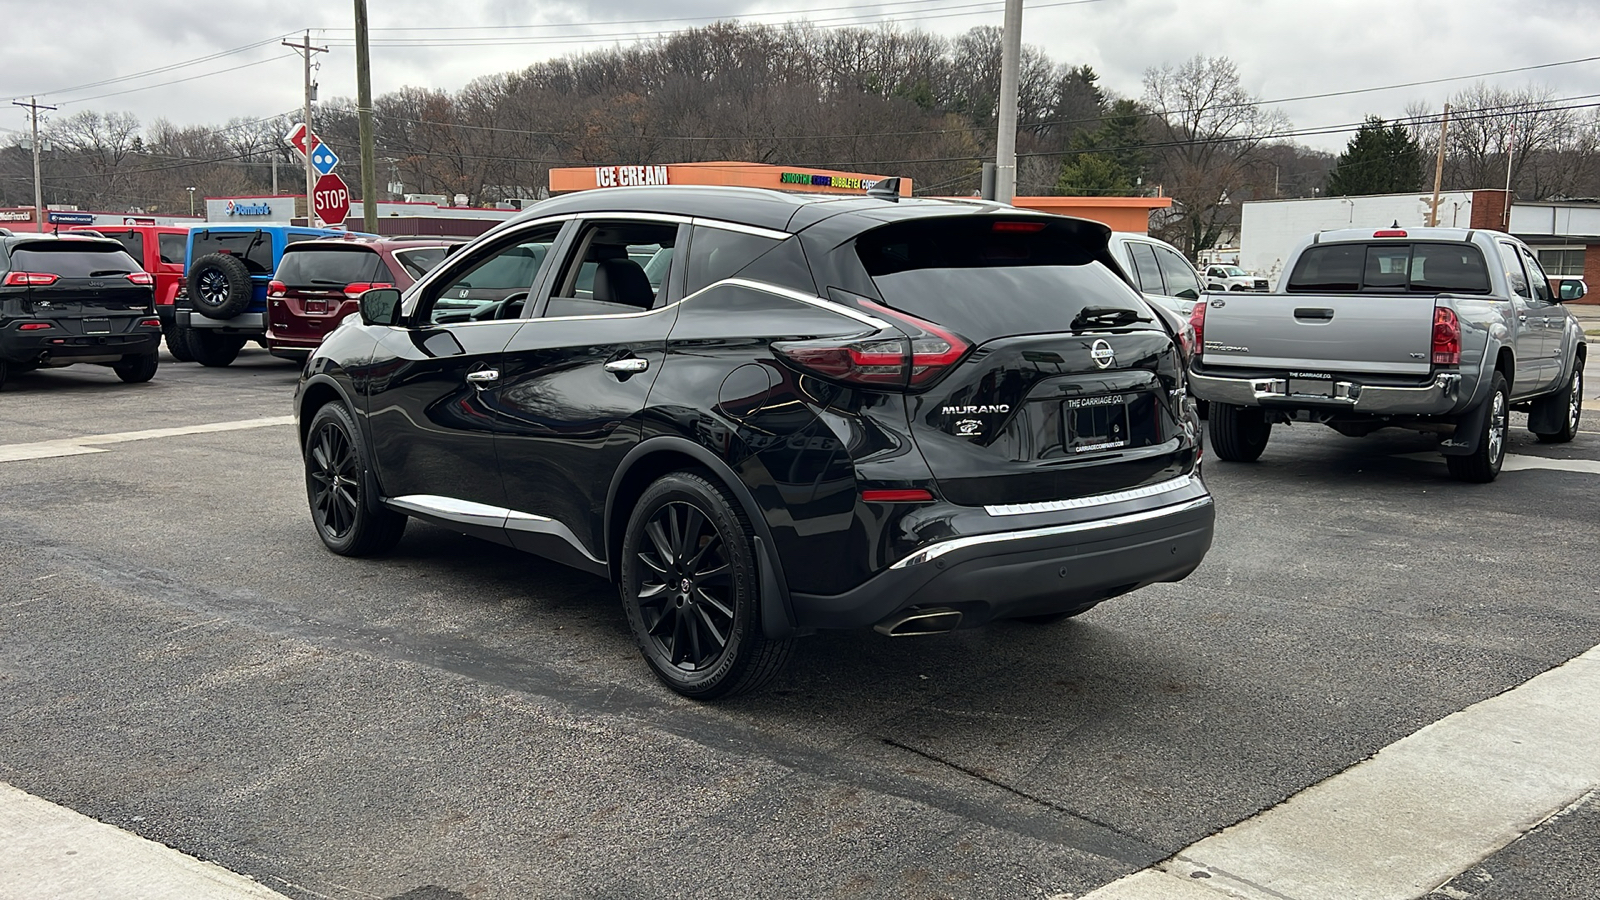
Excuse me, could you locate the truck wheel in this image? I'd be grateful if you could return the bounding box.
[304,403,407,557]
[187,253,254,320]
[187,329,246,368]
[1208,402,1271,462]
[619,471,794,700]
[1446,373,1509,483]
[1533,364,1582,444]
[112,352,159,384]
[165,326,195,362]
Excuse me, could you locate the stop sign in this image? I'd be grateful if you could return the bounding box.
[313,173,350,226]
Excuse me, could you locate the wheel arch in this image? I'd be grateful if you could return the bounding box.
[295,374,357,449]
[605,436,799,639]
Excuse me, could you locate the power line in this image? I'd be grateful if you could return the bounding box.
[62,55,299,106]
[3,33,299,103]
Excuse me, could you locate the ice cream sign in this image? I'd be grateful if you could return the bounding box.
[594,165,670,187]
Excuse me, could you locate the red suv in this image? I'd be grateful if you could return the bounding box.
[265,237,459,360]
[68,225,190,356]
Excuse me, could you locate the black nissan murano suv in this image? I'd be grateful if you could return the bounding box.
[293,185,1214,699]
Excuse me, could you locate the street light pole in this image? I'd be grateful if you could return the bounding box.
[186,186,196,218]
[994,0,1024,204]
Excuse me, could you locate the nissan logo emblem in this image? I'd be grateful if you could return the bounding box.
[1090,339,1115,369]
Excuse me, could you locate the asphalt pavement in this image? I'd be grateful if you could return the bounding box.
[2,346,1598,900]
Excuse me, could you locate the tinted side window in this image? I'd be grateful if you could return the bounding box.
[100,230,144,261]
[424,224,562,324]
[1519,247,1552,303]
[685,225,780,295]
[547,220,680,317]
[735,237,815,294]
[1154,246,1201,299]
[1496,242,1529,297]
[392,247,449,280]
[158,233,186,265]
[1128,242,1164,294]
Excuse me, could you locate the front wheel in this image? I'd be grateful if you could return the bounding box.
[304,403,407,556]
[1208,402,1271,462]
[1446,372,1509,483]
[1533,363,1583,444]
[620,471,793,700]
[112,352,158,384]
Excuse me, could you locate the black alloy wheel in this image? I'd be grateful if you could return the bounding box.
[187,253,253,319]
[620,472,793,699]
[304,403,406,556]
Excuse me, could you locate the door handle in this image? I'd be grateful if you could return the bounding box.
[466,368,500,385]
[1293,307,1334,320]
[604,358,649,374]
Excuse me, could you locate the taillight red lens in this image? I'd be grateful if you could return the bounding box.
[1431,306,1461,365]
[125,272,154,285]
[772,301,970,389]
[343,282,393,297]
[19,322,53,331]
[992,220,1048,233]
[1188,298,1207,352]
[860,489,935,503]
[137,317,161,328]
[4,272,60,286]
[267,280,286,297]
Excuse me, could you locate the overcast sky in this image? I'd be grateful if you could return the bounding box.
[2,0,1597,154]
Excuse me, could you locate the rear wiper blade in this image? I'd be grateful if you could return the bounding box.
[306,279,350,286]
[1070,306,1151,330]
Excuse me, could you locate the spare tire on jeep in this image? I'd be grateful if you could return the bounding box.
[188,253,254,319]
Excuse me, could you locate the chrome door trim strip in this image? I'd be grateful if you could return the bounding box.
[982,473,1201,517]
[890,496,1213,569]
[719,277,890,329]
[689,217,792,241]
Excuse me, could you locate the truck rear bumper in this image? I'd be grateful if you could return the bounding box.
[1189,370,1462,415]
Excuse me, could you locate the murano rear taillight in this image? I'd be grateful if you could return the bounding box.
[771,300,970,389]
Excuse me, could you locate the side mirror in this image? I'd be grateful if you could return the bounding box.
[359,287,403,326]
[1556,280,1586,302]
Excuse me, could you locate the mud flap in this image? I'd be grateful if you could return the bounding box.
[1438,397,1490,456]
[756,535,807,640]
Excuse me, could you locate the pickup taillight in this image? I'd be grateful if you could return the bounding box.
[1188,298,1207,352]
[1431,307,1461,365]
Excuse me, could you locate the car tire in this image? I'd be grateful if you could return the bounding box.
[1446,372,1510,483]
[304,402,407,557]
[112,351,158,384]
[1208,402,1271,462]
[620,471,794,700]
[1533,363,1583,444]
[187,253,254,319]
[187,329,246,367]
[165,326,195,362]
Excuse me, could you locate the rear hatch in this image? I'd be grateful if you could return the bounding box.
[269,244,388,343]
[853,216,1191,507]
[1201,240,1490,377]
[8,240,152,335]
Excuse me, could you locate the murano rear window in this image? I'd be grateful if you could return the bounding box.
[1286,242,1491,294]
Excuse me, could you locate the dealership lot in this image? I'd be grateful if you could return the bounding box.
[2,349,1599,899]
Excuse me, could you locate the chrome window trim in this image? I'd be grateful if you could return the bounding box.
[689,217,792,241]
[890,496,1213,569]
[982,473,1201,517]
[490,276,887,328]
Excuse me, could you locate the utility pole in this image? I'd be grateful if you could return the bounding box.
[1427,103,1451,227]
[994,0,1024,204]
[354,0,378,233]
[13,97,56,230]
[283,31,328,225]
[1502,119,1516,229]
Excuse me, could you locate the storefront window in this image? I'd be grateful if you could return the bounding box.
[1536,247,1586,277]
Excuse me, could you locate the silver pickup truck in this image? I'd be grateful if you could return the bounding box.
[1187,227,1588,482]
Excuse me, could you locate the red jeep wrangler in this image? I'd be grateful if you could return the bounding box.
[69,225,191,359]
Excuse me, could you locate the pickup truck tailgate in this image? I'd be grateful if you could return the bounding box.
[1201,293,1437,376]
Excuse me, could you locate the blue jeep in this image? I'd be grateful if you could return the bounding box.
[176,224,369,367]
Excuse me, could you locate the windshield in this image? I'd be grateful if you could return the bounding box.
[1218,266,1247,277]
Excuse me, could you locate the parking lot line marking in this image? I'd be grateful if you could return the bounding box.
[1081,643,1600,900]
[0,781,292,899]
[1395,451,1600,475]
[0,416,294,463]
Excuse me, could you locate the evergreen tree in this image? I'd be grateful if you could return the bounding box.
[1326,116,1425,196]
[1057,99,1148,195]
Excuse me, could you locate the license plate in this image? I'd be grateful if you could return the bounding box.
[83,318,110,335]
[1065,393,1131,454]
[1288,377,1333,397]
[304,299,329,314]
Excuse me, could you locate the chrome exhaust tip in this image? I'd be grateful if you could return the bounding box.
[873,607,963,637]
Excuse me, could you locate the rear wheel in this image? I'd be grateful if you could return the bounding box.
[1208,402,1271,462]
[165,326,195,362]
[1533,363,1583,444]
[112,352,158,384]
[1446,372,1509,483]
[304,403,407,556]
[187,329,246,367]
[620,471,793,700]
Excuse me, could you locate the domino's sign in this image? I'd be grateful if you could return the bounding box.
[226,200,273,217]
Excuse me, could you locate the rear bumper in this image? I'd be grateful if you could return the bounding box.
[176,308,265,335]
[789,491,1215,630]
[1189,370,1462,415]
[1,323,160,362]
